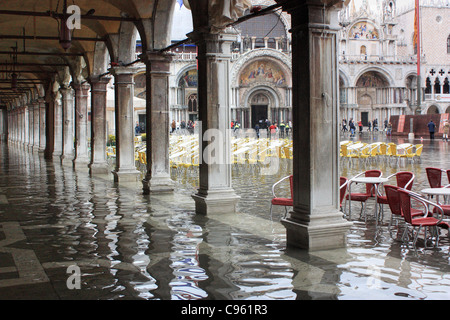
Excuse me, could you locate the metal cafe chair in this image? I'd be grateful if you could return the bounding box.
[398,188,448,248]
[377,171,414,216]
[340,176,349,212]
[345,170,382,220]
[270,175,293,218]
[425,167,446,188]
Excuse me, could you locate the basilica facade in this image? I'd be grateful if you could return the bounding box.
[166,0,450,130]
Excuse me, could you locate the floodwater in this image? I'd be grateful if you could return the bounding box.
[0,132,449,300]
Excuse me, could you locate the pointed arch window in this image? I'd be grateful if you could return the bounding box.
[447,35,450,54]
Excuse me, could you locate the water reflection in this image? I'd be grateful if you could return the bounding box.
[1,136,450,300]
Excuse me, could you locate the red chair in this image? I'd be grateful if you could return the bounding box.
[398,188,447,248]
[377,171,414,214]
[384,185,427,236]
[345,170,382,220]
[270,175,293,217]
[425,167,445,188]
[447,170,450,185]
[340,177,349,211]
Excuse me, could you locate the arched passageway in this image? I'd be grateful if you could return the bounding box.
[0,0,351,251]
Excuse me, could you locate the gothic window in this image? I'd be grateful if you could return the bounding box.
[188,94,197,112]
[443,78,449,94]
[447,35,450,54]
[434,78,441,94]
[425,77,432,94]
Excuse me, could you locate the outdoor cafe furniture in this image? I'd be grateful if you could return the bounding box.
[345,170,388,222]
[397,188,448,248]
[270,175,293,218]
[376,171,414,216]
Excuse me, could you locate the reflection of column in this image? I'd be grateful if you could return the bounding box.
[89,77,110,174]
[38,98,46,152]
[60,87,75,165]
[73,83,91,167]
[141,52,174,193]
[279,1,351,250]
[110,66,140,182]
[53,91,63,158]
[190,30,240,215]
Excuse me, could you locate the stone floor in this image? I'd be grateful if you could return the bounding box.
[0,132,450,301]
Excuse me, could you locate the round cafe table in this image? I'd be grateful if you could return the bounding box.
[348,177,389,221]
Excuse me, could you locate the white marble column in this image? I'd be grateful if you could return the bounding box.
[38,98,46,152]
[141,52,175,193]
[72,82,91,167]
[279,1,351,250]
[60,87,75,165]
[33,101,40,152]
[190,30,240,215]
[110,66,141,182]
[23,106,29,146]
[53,91,63,158]
[89,76,110,174]
[28,105,34,149]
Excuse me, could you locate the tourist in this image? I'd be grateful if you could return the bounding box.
[387,122,392,136]
[349,119,356,137]
[368,121,372,132]
[135,122,140,135]
[342,119,348,132]
[358,120,363,133]
[255,123,260,139]
[279,121,286,138]
[442,120,449,142]
[171,120,176,133]
[428,120,436,139]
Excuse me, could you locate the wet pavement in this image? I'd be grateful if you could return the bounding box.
[0,132,450,300]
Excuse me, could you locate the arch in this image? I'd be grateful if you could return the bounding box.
[242,85,282,110]
[352,67,394,87]
[231,49,291,87]
[355,70,390,88]
[427,105,440,114]
[348,20,381,40]
[238,58,289,88]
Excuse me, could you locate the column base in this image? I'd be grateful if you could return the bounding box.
[89,162,110,175]
[281,210,352,251]
[61,154,75,166]
[73,157,90,170]
[142,175,175,194]
[112,168,141,182]
[192,189,240,215]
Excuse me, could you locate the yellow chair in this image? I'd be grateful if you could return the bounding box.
[412,144,423,162]
[340,144,358,165]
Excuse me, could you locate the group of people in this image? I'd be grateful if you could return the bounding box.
[171,120,196,134]
[254,119,292,139]
[342,118,382,137]
[428,119,450,141]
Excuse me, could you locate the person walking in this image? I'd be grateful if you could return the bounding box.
[428,120,436,140]
[279,121,285,138]
[349,119,356,137]
[442,120,449,142]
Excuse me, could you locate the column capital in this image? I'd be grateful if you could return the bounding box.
[88,75,111,86]
[139,51,173,73]
[108,65,140,77]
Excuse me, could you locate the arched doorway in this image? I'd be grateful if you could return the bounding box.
[355,70,390,125]
[250,92,270,128]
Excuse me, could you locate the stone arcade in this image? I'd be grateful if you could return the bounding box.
[0,0,352,251]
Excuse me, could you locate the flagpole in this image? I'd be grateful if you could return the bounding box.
[416,0,421,112]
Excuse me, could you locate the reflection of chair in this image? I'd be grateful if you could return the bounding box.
[345,170,382,220]
[340,177,349,211]
[270,175,293,217]
[398,188,447,248]
[425,167,445,188]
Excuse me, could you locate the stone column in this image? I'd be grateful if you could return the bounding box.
[23,106,29,146]
[190,30,240,215]
[72,82,91,167]
[279,1,351,250]
[53,91,63,158]
[110,66,141,182]
[28,104,34,149]
[60,87,75,165]
[38,98,46,152]
[33,101,40,152]
[88,76,110,174]
[141,52,175,193]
